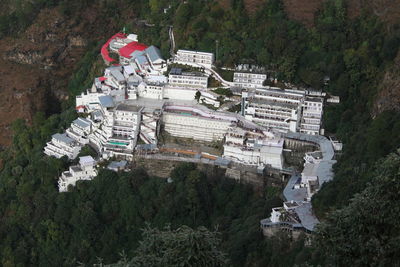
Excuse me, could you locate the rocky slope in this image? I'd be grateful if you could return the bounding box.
[0,6,128,147]
[373,51,400,116]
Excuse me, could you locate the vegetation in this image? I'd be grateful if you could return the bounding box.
[108,225,228,266]
[212,88,234,97]
[314,151,400,266]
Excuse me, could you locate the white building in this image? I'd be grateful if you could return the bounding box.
[175,49,214,69]
[260,201,319,237]
[137,81,164,100]
[163,105,235,142]
[58,156,97,192]
[169,68,209,88]
[242,87,305,133]
[199,91,220,108]
[103,103,142,158]
[222,127,284,170]
[233,72,267,89]
[300,97,323,135]
[66,117,92,145]
[329,136,343,151]
[44,133,81,160]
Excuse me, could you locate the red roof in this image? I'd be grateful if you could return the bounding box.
[101,33,127,63]
[99,77,107,82]
[119,41,148,59]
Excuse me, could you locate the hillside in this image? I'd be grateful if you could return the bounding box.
[0,4,128,147]
[0,0,399,147]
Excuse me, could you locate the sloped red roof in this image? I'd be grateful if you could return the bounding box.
[119,41,148,59]
[101,33,127,63]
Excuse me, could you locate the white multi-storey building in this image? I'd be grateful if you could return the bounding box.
[103,103,142,158]
[66,117,92,145]
[44,133,81,160]
[199,91,220,108]
[242,87,305,133]
[137,81,164,100]
[175,49,214,68]
[233,72,267,88]
[168,68,208,88]
[58,156,97,192]
[300,97,323,135]
[223,127,284,170]
[163,105,235,142]
[260,201,319,237]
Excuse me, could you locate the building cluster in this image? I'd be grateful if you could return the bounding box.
[44,33,290,192]
[241,87,324,135]
[59,156,97,192]
[44,117,92,159]
[260,201,318,238]
[260,151,325,238]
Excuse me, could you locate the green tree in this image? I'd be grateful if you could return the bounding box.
[110,225,229,267]
[315,151,400,266]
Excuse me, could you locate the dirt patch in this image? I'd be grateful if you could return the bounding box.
[244,0,266,14]
[373,51,400,116]
[0,5,128,146]
[282,0,322,27]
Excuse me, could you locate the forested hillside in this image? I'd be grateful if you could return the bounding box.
[0,0,399,265]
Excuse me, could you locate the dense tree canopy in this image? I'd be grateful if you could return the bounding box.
[315,151,400,266]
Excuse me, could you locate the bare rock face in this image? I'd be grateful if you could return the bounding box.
[3,50,44,65]
[0,5,122,147]
[373,51,400,116]
[68,35,87,47]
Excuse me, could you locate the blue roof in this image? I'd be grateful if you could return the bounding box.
[53,133,74,144]
[145,46,163,62]
[129,50,143,59]
[137,55,148,65]
[99,95,115,108]
[73,117,91,128]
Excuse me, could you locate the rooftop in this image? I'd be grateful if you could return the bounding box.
[71,166,82,172]
[145,45,163,62]
[305,96,324,103]
[73,117,91,129]
[107,160,128,170]
[52,133,75,144]
[116,103,143,112]
[99,95,115,108]
[79,156,95,166]
[119,41,148,59]
[302,163,319,177]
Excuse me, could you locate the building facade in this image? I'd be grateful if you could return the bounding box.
[300,97,323,135]
[175,49,214,68]
[233,72,267,88]
[169,68,209,88]
[44,133,81,160]
[58,156,97,192]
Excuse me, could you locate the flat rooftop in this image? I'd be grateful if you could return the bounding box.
[305,96,324,103]
[302,163,319,177]
[116,103,143,112]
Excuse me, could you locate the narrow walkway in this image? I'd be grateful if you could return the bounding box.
[282,133,337,230]
[169,26,175,57]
